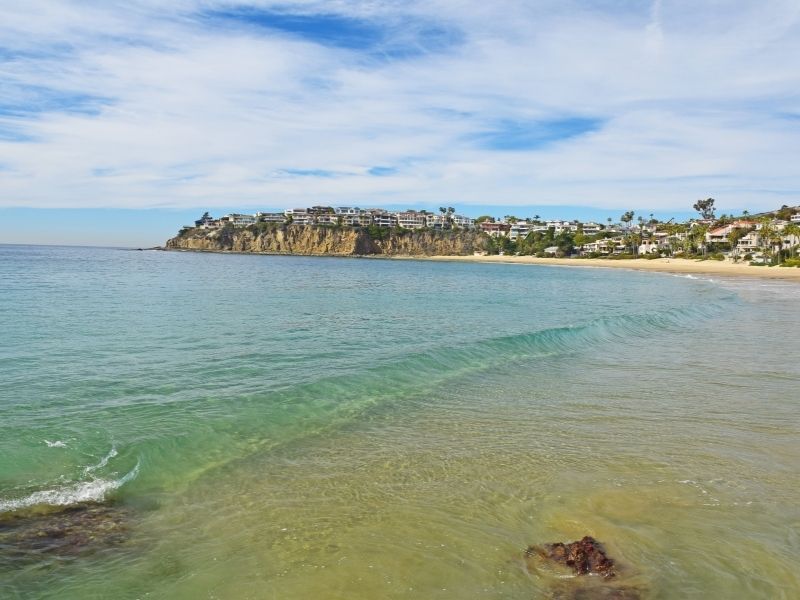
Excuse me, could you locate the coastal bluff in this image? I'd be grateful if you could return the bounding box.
[165,224,487,256]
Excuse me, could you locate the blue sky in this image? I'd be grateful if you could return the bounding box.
[1,0,799,244]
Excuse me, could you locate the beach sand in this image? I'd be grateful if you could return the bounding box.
[415,255,800,281]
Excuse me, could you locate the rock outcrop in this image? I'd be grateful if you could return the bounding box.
[527,536,617,579]
[165,224,487,256]
[525,537,644,599]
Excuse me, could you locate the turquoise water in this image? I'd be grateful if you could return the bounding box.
[1,245,798,598]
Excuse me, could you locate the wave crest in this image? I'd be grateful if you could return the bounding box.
[0,461,139,514]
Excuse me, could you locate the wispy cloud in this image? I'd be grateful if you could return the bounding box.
[0,0,799,213]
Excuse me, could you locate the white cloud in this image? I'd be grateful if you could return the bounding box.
[0,0,799,214]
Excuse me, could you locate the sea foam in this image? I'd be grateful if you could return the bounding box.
[0,461,139,513]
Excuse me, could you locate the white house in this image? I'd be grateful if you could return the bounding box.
[451,214,475,229]
[371,212,396,228]
[508,222,532,241]
[221,213,256,227]
[581,222,602,235]
[256,212,285,223]
[396,211,427,229]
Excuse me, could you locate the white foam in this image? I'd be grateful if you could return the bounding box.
[83,445,118,475]
[45,440,67,448]
[0,461,140,514]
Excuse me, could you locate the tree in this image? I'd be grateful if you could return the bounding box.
[504,215,519,223]
[776,205,794,221]
[475,215,494,224]
[621,211,634,229]
[693,198,716,220]
[784,223,800,258]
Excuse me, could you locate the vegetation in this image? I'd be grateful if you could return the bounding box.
[693,198,716,220]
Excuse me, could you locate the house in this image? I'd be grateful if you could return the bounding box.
[737,231,762,253]
[581,222,602,235]
[791,213,800,223]
[256,212,285,223]
[396,211,427,229]
[581,238,625,255]
[371,212,396,228]
[479,222,511,237]
[426,214,449,229]
[284,208,314,225]
[194,212,216,228]
[508,222,532,241]
[451,214,475,229]
[220,213,256,227]
[705,221,754,244]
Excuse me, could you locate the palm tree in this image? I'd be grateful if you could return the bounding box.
[621,211,634,230]
[784,223,800,258]
[758,218,776,264]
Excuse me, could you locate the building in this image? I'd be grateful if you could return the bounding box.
[581,239,625,256]
[256,212,285,223]
[426,214,449,229]
[737,231,762,253]
[284,208,314,225]
[508,222,532,241]
[220,213,256,227]
[451,214,475,229]
[705,221,755,244]
[396,211,428,229]
[371,211,396,228]
[581,222,602,235]
[194,212,216,228]
[479,222,511,238]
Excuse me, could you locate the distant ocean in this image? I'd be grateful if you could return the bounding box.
[1,244,798,599]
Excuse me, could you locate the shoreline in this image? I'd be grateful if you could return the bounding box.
[413,255,800,281]
[159,247,800,281]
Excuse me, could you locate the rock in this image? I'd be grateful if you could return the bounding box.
[0,502,131,558]
[527,536,616,578]
[525,536,644,599]
[165,224,488,256]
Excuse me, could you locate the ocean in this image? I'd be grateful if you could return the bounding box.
[1,244,798,599]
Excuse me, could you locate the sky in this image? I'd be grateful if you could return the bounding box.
[1,0,799,245]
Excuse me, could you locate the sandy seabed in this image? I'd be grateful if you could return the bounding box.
[411,255,800,281]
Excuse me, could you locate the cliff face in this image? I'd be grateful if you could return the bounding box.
[165,225,487,256]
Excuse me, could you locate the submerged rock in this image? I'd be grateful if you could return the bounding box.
[528,536,617,579]
[525,536,644,599]
[0,502,131,558]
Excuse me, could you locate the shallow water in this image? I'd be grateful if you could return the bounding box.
[1,245,798,598]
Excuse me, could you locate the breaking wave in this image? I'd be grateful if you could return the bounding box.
[0,460,139,514]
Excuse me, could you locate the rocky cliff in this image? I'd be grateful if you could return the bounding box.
[165,224,488,256]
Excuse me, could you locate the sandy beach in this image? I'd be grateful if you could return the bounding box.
[418,255,800,281]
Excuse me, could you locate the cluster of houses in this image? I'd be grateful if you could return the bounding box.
[190,207,800,260]
[192,207,476,230]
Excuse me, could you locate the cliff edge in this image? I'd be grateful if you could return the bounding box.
[165,224,488,256]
